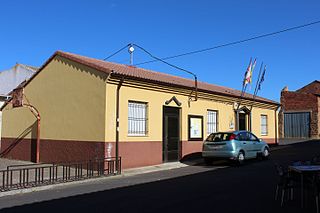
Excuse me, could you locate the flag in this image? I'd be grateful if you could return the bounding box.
[251,58,257,72]
[243,59,252,85]
[244,58,256,85]
[258,65,266,90]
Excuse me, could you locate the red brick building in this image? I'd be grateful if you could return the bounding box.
[279,80,320,141]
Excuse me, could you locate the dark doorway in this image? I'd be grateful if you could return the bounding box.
[239,113,247,131]
[163,106,180,162]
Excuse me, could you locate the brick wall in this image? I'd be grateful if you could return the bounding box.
[279,90,319,139]
[296,81,320,95]
[318,97,320,139]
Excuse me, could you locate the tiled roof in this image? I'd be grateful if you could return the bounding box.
[53,51,278,105]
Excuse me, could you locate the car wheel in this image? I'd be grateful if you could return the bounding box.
[204,157,213,165]
[236,151,245,165]
[262,147,269,160]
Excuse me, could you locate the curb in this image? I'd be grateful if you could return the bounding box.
[0,161,194,198]
[0,185,55,198]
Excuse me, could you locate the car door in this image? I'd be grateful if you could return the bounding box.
[237,132,252,158]
[244,132,257,158]
[248,133,262,156]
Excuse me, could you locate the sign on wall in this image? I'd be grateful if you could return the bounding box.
[188,115,203,141]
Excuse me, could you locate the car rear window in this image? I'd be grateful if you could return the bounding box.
[206,133,233,142]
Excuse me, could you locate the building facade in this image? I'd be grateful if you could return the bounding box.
[279,81,320,142]
[1,51,279,169]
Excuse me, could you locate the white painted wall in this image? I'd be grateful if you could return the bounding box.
[0,64,36,96]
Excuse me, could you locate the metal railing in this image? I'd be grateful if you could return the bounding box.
[0,157,121,192]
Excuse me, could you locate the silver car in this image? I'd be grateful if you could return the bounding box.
[202,131,270,165]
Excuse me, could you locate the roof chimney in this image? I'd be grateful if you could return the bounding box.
[281,86,288,92]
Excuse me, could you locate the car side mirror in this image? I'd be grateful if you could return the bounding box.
[259,139,262,142]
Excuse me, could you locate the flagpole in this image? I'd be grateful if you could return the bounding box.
[251,62,263,111]
[250,64,266,131]
[236,58,252,130]
[237,58,252,111]
[238,84,246,109]
[248,62,263,131]
[253,64,266,101]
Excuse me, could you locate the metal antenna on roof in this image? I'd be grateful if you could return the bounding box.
[128,44,135,65]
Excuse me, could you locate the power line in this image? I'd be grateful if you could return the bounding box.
[132,44,196,78]
[103,44,130,61]
[132,43,198,101]
[102,43,198,90]
[134,20,320,66]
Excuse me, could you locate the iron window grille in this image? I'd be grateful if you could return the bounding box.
[207,110,218,135]
[261,115,268,135]
[128,101,148,136]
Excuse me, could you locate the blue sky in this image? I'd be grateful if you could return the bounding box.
[1,0,319,102]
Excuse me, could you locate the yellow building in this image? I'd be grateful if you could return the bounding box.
[0,51,280,169]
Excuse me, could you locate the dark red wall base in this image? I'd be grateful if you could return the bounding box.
[0,138,162,169]
[263,138,276,144]
[0,138,105,163]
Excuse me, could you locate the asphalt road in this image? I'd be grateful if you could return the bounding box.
[1,141,320,213]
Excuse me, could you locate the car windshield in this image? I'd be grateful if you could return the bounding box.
[206,133,233,142]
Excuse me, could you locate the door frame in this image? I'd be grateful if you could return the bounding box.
[162,106,181,162]
[235,107,251,131]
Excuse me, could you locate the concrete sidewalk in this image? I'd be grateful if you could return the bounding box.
[0,158,35,170]
[0,159,203,198]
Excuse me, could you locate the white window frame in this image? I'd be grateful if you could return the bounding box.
[207,110,218,135]
[128,101,148,136]
[261,115,268,136]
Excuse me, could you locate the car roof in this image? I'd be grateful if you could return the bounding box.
[211,130,250,135]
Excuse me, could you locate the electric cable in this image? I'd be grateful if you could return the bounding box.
[132,43,196,78]
[103,44,131,61]
[134,20,320,65]
[132,43,198,101]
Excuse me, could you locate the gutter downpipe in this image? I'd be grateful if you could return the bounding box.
[22,91,41,163]
[249,110,252,132]
[195,76,198,101]
[274,106,280,146]
[35,110,40,163]
[236,111,239,131]
[23,103,41,163]
[116,77,124,173]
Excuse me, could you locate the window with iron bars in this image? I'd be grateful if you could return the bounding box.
[128,101,148,136]
[207,110,218,135]
[261,115,268,135]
